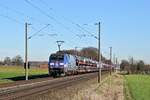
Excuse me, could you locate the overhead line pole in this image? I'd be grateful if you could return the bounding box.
[113,53,115,65]
[25,22,28,80]
[25,22,31,80]
[75,47,78,56]
[98,22,101,83]
[109,47,112,75]
[116,57,118,72]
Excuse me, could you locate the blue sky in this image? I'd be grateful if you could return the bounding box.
[0,0,150,63]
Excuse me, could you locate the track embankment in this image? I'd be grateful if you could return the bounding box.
[0,72,108,100]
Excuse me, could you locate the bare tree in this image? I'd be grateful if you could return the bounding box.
[80,47,99,60]
[3,57,11,65]
[128,57,137,74]
[137,60,145,73]
[120,60,130,74]
[11,55,23,66]
[0,60,4,66]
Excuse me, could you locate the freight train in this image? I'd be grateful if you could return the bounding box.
[48,53,113,77]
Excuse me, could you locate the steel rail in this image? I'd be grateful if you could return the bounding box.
[0,71,109,100]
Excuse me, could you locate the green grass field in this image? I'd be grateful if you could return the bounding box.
[0,66,48,83]
[124,75,150,100]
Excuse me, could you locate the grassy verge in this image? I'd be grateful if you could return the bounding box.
[28,73,124,100]
[123,76,132,100]
[0,66,48,83]
[124,75,150,100]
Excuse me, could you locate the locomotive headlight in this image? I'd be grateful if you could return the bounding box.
[50,63,54,65]
[59,63,64,66]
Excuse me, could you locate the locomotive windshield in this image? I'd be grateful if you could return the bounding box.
[50,54,64,61]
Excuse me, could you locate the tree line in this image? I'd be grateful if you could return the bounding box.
[120,57,150,74]
[0,47,112,66]
[0,55,23,66]
[57,47,111,64]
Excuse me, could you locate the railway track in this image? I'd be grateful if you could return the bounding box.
[0,71,109,100]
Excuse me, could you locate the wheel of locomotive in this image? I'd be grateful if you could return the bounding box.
[52,71,57,78]
[49,72,53,76]
[58,71,61,76]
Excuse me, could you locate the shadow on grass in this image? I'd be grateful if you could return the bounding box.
[4,74,50,81]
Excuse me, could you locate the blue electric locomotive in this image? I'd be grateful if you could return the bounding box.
[48,53,77,77]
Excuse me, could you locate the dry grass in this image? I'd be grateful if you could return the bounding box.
[72,74,124,100]
[27,77,98,100]
[27,73,124,100]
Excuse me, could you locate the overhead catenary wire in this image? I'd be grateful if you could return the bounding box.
[0,4,25,17]
[0,13,54,39]
[28,24,50,39]
[25,0,83,47]
[37,0,53,11]
[25,0,97,45]
[35,0,99,51]
[1,0,98,49]
[38,0,97,39]
[0,3,58,39]
[0,3,53,37]
[39,0,88,38]
[25,0,76,35]
[75,23,98,39]
[1,0,98,41]
[30,25,57,37]
[0,14,24,25]
[0,3,49,26]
